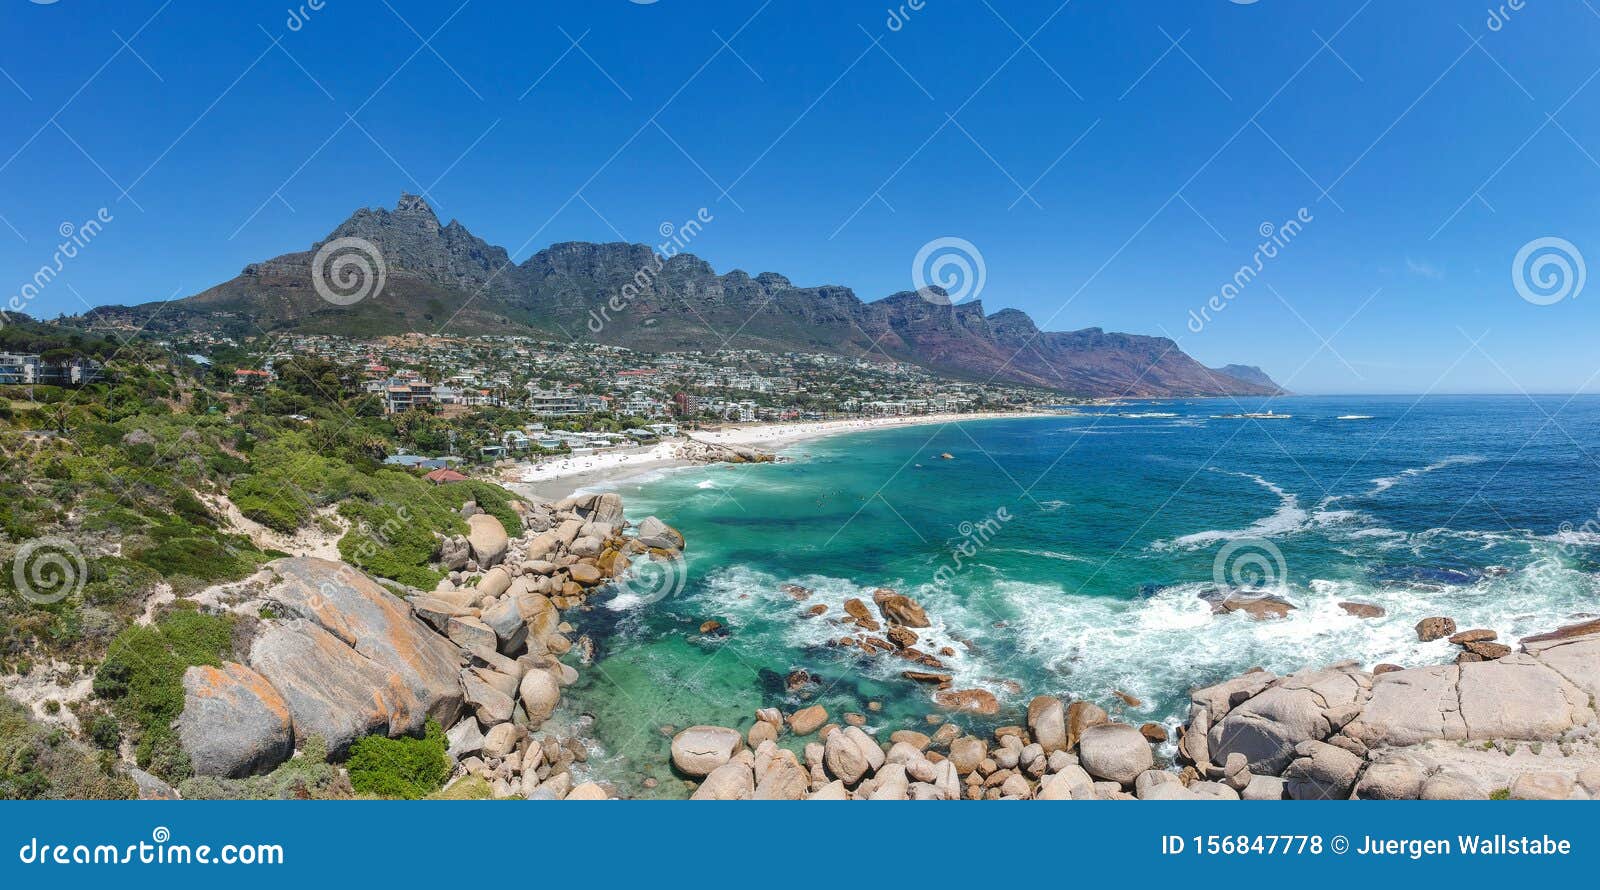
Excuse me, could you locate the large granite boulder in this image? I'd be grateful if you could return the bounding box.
[177,662,294,777]
[260,557,463,728]
[466,514,509,566]
[1282,740,1363,800]
[1027,696,1068,753]
[248,618,398,756]
[824,726,885,784]
[1076,723,1153,785]
[1207,666,1368,774]
[671,725,743,777]
[635,516,685,551]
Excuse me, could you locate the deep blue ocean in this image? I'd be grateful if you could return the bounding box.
[567,396,1600,794]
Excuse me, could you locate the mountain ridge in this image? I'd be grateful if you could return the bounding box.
[89,193,1283,397]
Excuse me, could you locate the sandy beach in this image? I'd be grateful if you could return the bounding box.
[501,411,1055,501]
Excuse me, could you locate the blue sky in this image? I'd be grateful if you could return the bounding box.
[2,0,1599,394]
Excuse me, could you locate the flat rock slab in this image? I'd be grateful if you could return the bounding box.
[248,618,402,757]
[264,557,463,728]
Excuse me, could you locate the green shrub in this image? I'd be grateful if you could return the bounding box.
[229,474,309,532]
[345,720,450,800]
[428,774,493,800]
[178,736,349,801]
[0,696,135,800]
[93,607,234,782]
[131,522,264,584]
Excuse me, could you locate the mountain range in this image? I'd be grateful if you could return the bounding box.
[87,193,1282,397]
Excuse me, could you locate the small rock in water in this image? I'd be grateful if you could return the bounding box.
[1415,616,1457,641]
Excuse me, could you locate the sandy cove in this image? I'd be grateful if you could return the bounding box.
[502,411,1057,501]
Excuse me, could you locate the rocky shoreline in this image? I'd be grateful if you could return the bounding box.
[160,490,684,800]
[156,490,1600,801]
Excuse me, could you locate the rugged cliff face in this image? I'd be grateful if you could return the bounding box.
[99,193,1282,397]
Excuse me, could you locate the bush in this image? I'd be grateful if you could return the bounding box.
[345,720,450,799]
[93,607,234,782]
[178,736,350,801]
[131,521,265,585]
[229,474,309,533]
[0,696,135,800]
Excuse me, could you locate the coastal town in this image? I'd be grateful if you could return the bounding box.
[156,329,1059,467]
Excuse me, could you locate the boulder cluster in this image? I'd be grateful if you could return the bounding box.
[408,493,684,799]
[176,492,686,800]
[1177,618,1600,800]
[664,619,1600,800]
[668,694,1177,800]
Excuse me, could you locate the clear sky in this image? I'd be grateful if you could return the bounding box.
[2,0,1598,394]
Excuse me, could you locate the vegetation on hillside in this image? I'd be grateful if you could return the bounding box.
[1,320,535,795]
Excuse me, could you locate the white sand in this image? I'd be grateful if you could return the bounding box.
[501,411,1055,501]
[691,411,1055,450]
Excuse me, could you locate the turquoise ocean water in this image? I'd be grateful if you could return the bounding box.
[563,396,1600,795]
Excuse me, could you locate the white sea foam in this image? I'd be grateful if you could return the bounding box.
[1336,415,1374,420]
[994,547,1093,564]
[1367,454,1485,495]
[1160,469,1309,548]
[989,559,1599,718]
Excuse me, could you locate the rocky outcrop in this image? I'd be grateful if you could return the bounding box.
[1176,620,1600,800]
[263,557,464,727]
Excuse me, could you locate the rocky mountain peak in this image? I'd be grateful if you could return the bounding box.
[394,192,437,219]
